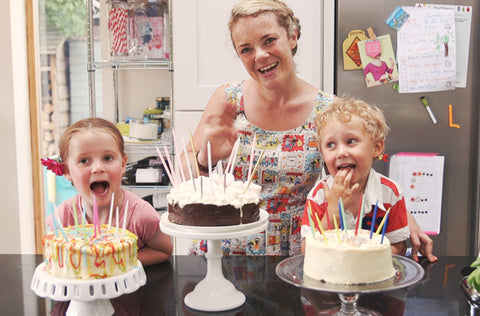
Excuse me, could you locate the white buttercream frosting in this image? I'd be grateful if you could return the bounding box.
[167,174,261,208]
[303,229,395,285]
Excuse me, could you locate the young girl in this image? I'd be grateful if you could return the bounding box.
[45,117,172,266]
[301,97,410,255]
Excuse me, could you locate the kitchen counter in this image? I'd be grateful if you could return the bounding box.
[3,254,478,315]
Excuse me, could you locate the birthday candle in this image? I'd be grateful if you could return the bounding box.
[93,196,100,237]
[338,200,344,230]
[375,208,391,236]
[355,194,365,236]
[306,202,316,237]
[370,200,379,239]
[182,138,196,191]
[311,203,328,245]
[172,129,186,182]
[381,211,390,244]
[189,130,201,177]
[116,206,119,238]
[123,200,129,230]
[164,145,177,185]
[156,147,176,187]
[226,137,240,174]
[332,215,341,244]
[108,193,115,228]
[82,208,88,242]
[315,213,328,246]
[71,198,79,233]
[323,192,331,230]
[244,150,264,193]
[339,198,347,236]
[247,133,256,179]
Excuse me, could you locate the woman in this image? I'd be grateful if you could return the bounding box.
[182,0,436,261]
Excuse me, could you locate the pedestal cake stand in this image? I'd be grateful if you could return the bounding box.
[160,210,268,312]
[276,254,424,316]
[31,261,146,316]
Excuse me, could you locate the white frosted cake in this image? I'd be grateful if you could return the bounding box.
[167,173,261,226]
[43,224,138,279]
[303,229,395,285]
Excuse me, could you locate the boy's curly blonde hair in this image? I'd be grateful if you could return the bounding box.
[315,97,389,145]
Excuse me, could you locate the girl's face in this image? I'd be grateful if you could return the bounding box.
[231,12,297,90]
[319,117,384,190]
[64,130,127,209]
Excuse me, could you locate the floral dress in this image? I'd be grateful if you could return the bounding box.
[189,81,333,256]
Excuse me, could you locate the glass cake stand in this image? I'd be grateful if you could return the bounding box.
[276,254,424,316]
[160,209,268,312]
[31,260,146,316]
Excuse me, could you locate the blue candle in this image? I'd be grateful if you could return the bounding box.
[370,200,379,239]
[338,200,344,230]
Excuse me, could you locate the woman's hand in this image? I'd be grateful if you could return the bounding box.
[408,212,438,262]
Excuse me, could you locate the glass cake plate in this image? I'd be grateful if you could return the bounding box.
[276,254,424,315]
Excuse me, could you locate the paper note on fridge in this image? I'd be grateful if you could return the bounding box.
[389,153,444,235]
[397,6,456,93]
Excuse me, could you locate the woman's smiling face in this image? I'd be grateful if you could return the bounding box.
[319,117,383,189]
[230,12,297,89]
[64,129,127,208]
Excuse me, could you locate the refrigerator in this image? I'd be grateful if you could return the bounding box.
[333,0,479,256]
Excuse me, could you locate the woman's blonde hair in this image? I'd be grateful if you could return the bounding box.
[315,97,389,144]
[228,0,301,55]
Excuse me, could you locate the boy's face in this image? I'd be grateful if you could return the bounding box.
[64,130,127,209]
[319,117,384,190]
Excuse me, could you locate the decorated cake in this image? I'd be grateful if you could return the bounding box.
[303,229,395,285]
[43,224,138,279]
[167,173,261,226]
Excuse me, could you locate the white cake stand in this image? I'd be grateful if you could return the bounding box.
[31,260,146,316]
[160,210,268,312]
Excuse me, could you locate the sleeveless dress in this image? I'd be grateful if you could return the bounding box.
[189,81,334,256]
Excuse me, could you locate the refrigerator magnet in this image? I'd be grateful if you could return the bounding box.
[342,29,368,71]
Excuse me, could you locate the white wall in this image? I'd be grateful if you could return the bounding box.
[0,0,35,254]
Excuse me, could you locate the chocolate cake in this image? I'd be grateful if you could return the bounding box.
[168,202,260,226]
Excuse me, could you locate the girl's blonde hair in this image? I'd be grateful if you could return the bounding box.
[315,97,389,144]
[228,0,301,55]
[59,117,126,172]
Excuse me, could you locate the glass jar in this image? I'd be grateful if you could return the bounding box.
[128,0,167,60]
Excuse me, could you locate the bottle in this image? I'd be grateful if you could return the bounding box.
[122,156,170,186]
[161,101,172,143]
[128,0,167,60]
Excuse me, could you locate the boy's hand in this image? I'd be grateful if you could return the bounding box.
[326,168,360,210]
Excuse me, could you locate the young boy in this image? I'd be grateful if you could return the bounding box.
[301,97,409,255]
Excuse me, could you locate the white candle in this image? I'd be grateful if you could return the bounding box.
[123,200,129,230]
[108,192,115,228]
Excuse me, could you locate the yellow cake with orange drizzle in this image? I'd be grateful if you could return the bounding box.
[43,224,138,279]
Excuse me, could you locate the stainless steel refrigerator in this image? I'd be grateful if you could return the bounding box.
[333,0,479,256]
